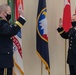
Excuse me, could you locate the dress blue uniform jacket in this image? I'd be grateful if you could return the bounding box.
[57,27,76,65]
[0,17,26,68]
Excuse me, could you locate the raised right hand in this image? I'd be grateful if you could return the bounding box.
[18,4,24,17]
[59,18,63,28]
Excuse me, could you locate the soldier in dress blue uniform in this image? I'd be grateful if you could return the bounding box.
[0,4,26,75]
[57,14,76,75]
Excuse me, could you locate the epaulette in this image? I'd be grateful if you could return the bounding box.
[0,18,3,20]
[0,18,9,24]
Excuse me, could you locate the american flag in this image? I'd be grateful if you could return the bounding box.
[7,0,25,75]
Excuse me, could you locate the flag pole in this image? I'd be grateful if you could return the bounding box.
[65,40,67,75]
[75,7,76,14]
[7,0,15,24]
[41,61,43,75]
[41,61,50,75]
[75,0,76,14]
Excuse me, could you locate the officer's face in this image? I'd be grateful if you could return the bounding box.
[71,15,76,22]
[4,6,11,21]
[6,6,11,15]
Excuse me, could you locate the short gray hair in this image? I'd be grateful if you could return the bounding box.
[0,4,9,14]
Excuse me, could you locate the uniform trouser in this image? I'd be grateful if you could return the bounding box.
[69,64,76,75]
[0,68,12,75]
